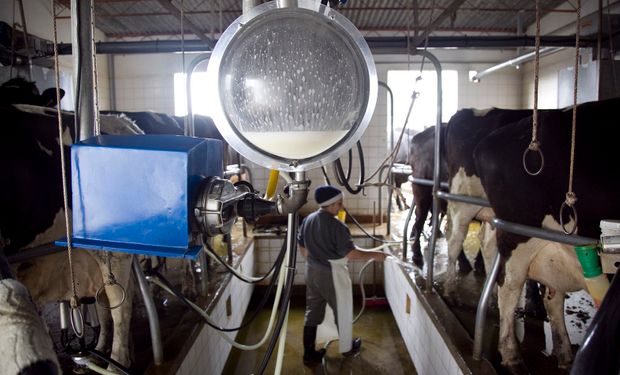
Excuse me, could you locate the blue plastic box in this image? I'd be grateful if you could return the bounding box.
[62,135,222,259]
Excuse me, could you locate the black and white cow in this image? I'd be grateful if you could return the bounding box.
[1,101,142,368]
[473,97,620,372]
[444,108,533,292]
[392,128,419,210]
[0,77,64,108]
[401,125,449,266]
[103,110,184,135]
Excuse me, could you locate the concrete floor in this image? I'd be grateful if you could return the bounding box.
[222,298,416,375]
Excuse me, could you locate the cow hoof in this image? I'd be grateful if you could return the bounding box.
[457,251,473,274]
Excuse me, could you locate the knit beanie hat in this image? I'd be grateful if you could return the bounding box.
[315,185,343,207]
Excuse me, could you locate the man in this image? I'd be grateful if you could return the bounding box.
[298,185,389,365]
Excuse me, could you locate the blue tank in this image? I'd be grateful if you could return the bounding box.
[58,134,223,259]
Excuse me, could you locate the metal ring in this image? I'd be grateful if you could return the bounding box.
[522,145,545,176]
[559,201,578,235]
[69,306,84,339]
[95,281,127,310]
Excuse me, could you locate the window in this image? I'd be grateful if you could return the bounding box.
[174,72,215,117]
[386,69,458,134]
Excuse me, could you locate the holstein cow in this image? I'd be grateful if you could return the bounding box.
[473,97,620,372]
[103,110,184,135]
[401,125,449,266]
[1,101,143,368]
[444,108,532,293]
[392,128,418,210]
[0,77,64,108]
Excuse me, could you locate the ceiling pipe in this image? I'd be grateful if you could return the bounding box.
[242,0,261,14]
[71,0,95,141]
[471,46,564,82]
[155,0,216,49]
[409,0,468,48]
[55,35,596,56]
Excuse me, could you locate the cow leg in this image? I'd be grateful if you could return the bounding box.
[97,253,134,368]
[409,184,431,267]
[445,202,479,295]
[527,238,586,368]
[95,303,111,355]
[542,289,572,368]
[497,246,531,373]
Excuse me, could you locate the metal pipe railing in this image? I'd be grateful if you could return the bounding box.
[417,50,443,293]
[492,218,596,246]
[378,164,391,231]
[378,80,394,233]
[402,202,416,261]
[436,190,490,207]
[184,53,211,137]
[472,251,501,360]
[409,176,449,190]
[132,256,163,365]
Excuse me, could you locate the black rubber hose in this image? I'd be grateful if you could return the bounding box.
[86,349,135,375]
[148,240,286,332]
[255,216,298,375]
[344,148,353,181]
[320,166,332,185]
[334,141,365,194]
[343,207,392,243]
[203,240,282,284]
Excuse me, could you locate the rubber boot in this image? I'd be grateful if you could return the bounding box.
[303,325,326,365]
[342,337,362,357]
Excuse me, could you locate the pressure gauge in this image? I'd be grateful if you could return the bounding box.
[206,0,377,171]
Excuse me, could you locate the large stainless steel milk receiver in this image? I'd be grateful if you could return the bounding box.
[206,0,377,172]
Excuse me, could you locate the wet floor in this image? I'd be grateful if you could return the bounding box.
[222,297,416,375]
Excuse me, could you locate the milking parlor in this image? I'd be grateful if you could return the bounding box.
[1,0,620,374]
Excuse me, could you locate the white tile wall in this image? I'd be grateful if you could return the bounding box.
[99,53,536,219]
[254,236,383,286]
[176,243,255,375]
[384,259,464,375]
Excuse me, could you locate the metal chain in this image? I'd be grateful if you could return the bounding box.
[560,0,581,234]
[523,0,544,176]
[90,0,101,136]
[51,0,80,312]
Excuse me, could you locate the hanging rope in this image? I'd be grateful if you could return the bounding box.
[89,0,126,306]
[560,0,581,235]
[51,0,83,337]
[523,0,544,176]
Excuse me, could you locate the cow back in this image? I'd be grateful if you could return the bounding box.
[446,108,532,181]
[474,97,620,246]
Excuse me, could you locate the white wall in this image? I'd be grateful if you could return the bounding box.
[107,48,527,217]
[112,52,203,113]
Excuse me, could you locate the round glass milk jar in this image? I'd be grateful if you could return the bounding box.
[206,0,377,171]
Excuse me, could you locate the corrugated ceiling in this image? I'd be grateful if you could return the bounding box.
[58,0,570,40]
